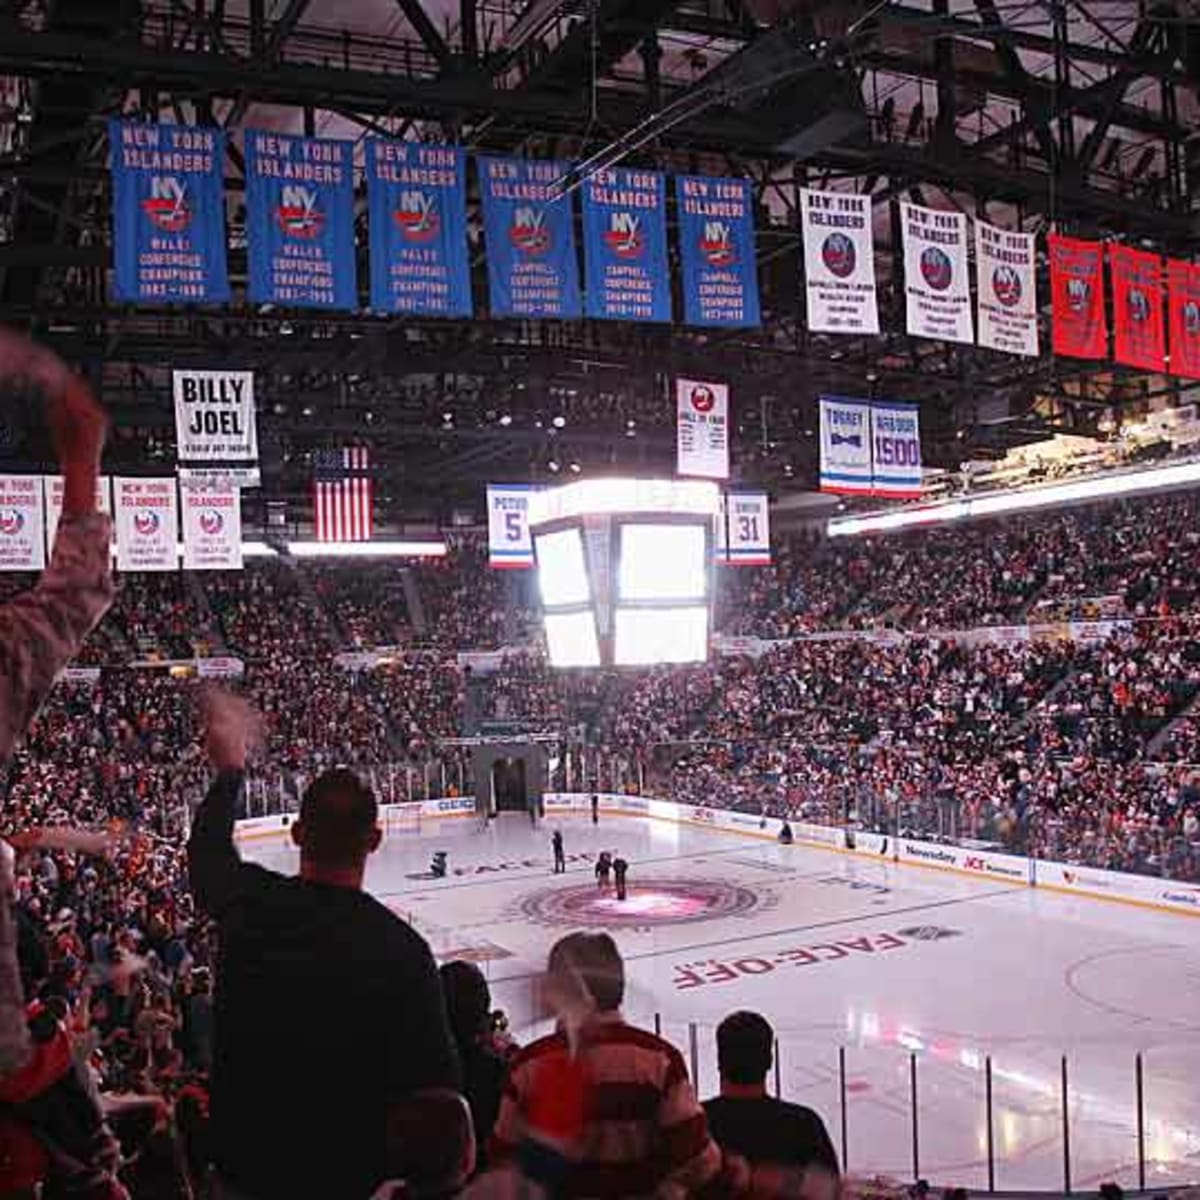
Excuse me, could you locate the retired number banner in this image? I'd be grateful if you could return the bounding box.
[109,120,229,304]
[1110,245,1166,373]
[1048,234,1107,360]
[479,157,581,319]
[725,492,770,566]
[367,140,472,317]
[900,202,973,344]
[486,484,535,569]
[1167,259,1200,380]
[182,482,243,570]
[582,168,671,322]
[975,221,1038,357]
[676,175,761,328]
[676,379,730,480]
[800,189,879,335]
[0,476,46,571]
[818,396,872,494]
[245,131,356,310]
[871,403,922,498]
[114,478,179,572]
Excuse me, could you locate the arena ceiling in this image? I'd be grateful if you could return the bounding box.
[1,0,1199,521]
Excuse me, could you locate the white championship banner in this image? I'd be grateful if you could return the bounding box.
[900,201,973,345]
[975,220,1038,357]
[818,396,873,493]
[486,484,534,569]
[870,403,923,497]
[800,188,879,335]
[182,482,243,570]
[43,475,111,554]
[725,491,770,566]
[173,369,258,468]
[114,478,179,572]
[676,378,729,480]
[0,475,46,571]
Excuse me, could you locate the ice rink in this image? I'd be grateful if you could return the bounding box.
[243,811,1200,1189]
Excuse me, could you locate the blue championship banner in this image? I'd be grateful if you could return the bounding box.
[109,120,230,304]
[245,131,356,309]
[676,174,760,328]
[479,156,582,319]
[581,168,670,322]
[367,141,472,317]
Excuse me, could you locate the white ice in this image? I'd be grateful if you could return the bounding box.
[244,812,1200,1190]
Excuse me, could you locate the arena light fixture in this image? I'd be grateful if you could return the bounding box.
[543,610,602,668]
[826,459,1200,538]
[614,606,709,666]
[529,477,720,525]
[534,528,591,606]
[286,540,448,558]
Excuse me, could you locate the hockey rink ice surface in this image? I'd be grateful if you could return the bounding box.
[243,813,1200,1189]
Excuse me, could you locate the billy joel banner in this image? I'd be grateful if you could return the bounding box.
[486,484,535,569]
[43,476,111,555]
[114,478,179,572]
[1049,234,1107,360]
[1110,245,1165,373]
[173,369,258,469]
[818,396,873,494]
[366,140,472,317]
[676,379,730,480]
[724,491,771,566]
[1168,259,1200,380]
[975,220,1038,357]
[800,188,879,335]
[582,168,670,323]
[245,131,356,310]
[870,402,923,498]
[0,476,46,571]
[676,176,761,328]
[109,120,230,304]
[900,202,973,345]
[479,157,581,319]
[181,481,243,570]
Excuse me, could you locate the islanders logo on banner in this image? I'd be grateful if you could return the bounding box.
[510,206,550,256]
[200,510,224,536]
[1126,286,1151,324]
[992,265,1022,307]
[394,190,440,242]
[821,232,856,278]
[689,384,717,414]
[0,509,24,536]
[700,220,736,268]
[604,212,643,259]
[275,185,324,239]
[1066,276,1091,312]
[920,246,953,291]
[134,511,160,537]
[141,176,191,233]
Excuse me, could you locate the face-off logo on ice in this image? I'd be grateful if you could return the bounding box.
[519,878,763,930]
[992,264,1023,307]
[699,220,736,268]
[688,387,717,416]
[919,246,953,291]
[0,509,23,536]
[394,190,440,243]
[134,511,160,536]
[896,925,961,941]
[510,206,551,256]
[199,510,224,536]
[141,176,191,233]
[821,232,856,278]
[604,212,643,260]
[275,185,324,239]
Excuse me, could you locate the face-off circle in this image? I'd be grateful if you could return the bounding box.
[519,878,761,929]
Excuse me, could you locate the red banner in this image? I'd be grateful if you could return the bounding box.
[1048,234,1107,360]
[1167,259,1200,380]
[1110,245,1165,372]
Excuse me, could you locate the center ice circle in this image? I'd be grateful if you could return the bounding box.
[519,878,761,928]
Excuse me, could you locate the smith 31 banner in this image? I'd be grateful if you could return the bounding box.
[479,157,581,319]
[366,140,472,317]
[109,120,230,304]
[181,482,242,570]
[582,167,670,322]
[676,175,761,328]
[724,491,771,566]
[1110,245,1165,373]
[114,478,179,572]
[43,476,111,554]
[173,369,258,467]
[818,396,872,494]
[1048,234,1107,360]
[870,402,923,498]
[486,484,535,569]
[0,476,46,571]
[676,379,730,480]
[900,202,973,344]
[1167,259,1200,380]
[975,220,1038,357]
[245,131,356,310]
[800,188,879,335]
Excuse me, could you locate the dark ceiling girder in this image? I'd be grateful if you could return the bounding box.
[224,0,315,130]
[1075,19,1158,172]
[393,0,453,72]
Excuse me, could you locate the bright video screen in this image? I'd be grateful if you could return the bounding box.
[618,523,708,602]
[535,528,591,608]
[614,605,709,666]
[544,610,601,669]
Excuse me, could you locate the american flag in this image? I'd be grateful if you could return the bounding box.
[313,446,374,542]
